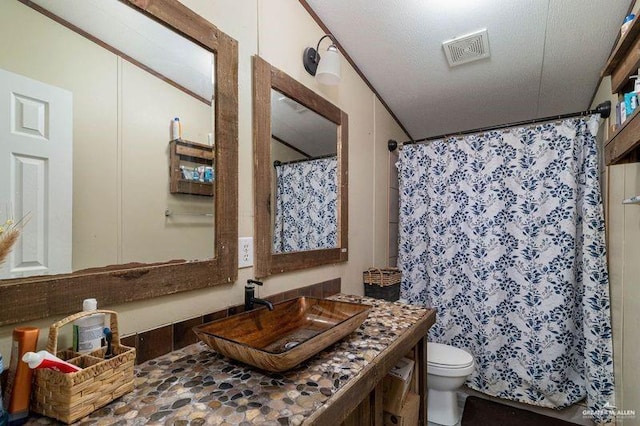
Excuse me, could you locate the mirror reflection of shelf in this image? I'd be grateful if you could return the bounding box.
[169,139,214,196]
[622,195,640,205]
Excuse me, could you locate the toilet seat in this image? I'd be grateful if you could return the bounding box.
[427,342,474,376]
[428,342,473,367]
[429,360,473,368]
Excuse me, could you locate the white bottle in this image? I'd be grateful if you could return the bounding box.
[72,299,105,353]
[171,117,182,141]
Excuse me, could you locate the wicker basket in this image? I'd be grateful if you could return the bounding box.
[363,268,401,301]
[31,310,136,424]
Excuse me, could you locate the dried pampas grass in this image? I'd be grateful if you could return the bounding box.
[0,226,20,265]
[0,215,30,266]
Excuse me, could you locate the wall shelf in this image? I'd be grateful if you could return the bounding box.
[603,15,640,93]
[605,107,640,164]
[603,16,640,166]
[169,139,214,196]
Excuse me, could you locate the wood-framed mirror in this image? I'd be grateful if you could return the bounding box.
[0,0,238,326]
[252,56,348,277]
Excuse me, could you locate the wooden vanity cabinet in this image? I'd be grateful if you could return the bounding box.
[341,342,427,426]
[305,310,435,426]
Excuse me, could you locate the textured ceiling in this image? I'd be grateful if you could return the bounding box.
[305,0,632,140]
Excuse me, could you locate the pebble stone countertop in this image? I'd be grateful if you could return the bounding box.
[26,294,431,425]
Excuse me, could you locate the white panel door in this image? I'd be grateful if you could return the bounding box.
[0,68,72,278]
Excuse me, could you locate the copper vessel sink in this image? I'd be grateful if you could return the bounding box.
[193,297,370,372]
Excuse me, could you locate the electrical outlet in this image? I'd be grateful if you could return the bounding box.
[238,237,253,268]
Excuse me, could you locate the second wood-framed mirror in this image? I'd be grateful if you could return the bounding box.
[252,55,348,277]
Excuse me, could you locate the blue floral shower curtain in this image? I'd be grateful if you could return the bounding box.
[397,116,614,420]
[273,157,337,253]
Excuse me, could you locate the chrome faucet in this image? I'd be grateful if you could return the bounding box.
[245,279,274,311]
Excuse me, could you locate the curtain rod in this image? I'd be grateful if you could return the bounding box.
[388,100,611,152]
[273,154,336,168]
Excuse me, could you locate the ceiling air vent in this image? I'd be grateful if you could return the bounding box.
[442,29,490,67]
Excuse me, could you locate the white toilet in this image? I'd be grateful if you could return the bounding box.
[427,342,475,425]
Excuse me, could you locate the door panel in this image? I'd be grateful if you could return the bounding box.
[0,67,72,278]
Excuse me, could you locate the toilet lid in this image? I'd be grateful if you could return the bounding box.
[428,342,474,368]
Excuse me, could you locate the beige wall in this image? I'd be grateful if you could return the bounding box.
[374,99,406,267]
[119,60,215,264]
[271,138,307,164]
[0,0,407,360]
[591,75,640,424]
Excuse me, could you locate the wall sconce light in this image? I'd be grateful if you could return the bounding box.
[303,34,341,85]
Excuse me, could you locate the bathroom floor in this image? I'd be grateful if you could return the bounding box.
[429,389,593,426]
